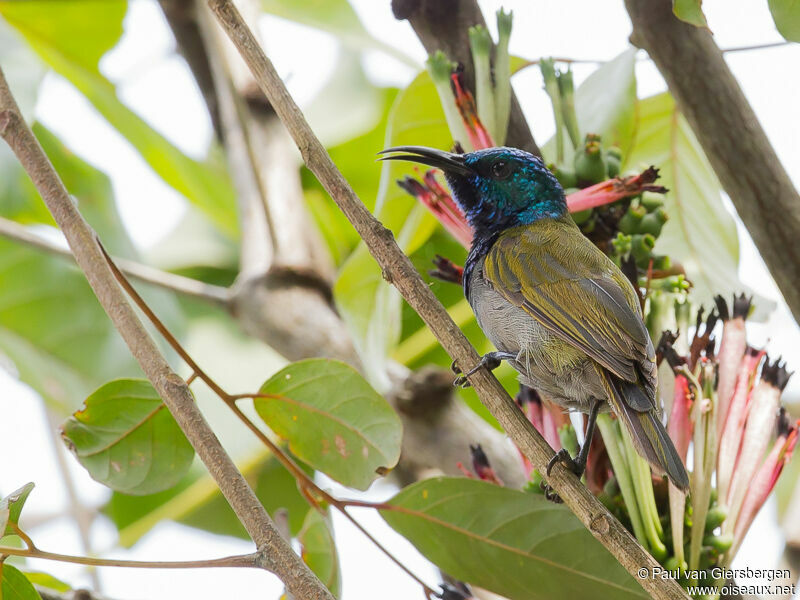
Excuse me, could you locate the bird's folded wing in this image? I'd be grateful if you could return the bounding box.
[483,226,656,407]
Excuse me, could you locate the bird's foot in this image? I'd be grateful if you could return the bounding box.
[540,448,588,504]
[546,448,586,478]
[539,480,564,504]
[452,352,516,387]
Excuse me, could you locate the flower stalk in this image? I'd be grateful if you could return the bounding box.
[427,51,472,150]
[468,25,497,144]
[494,9,513,145]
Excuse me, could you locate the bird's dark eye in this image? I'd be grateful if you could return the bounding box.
[491,160,512,179]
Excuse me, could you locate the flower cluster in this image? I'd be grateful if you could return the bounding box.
[394,8,797,597]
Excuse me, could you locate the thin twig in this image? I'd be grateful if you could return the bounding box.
[0,546,258,569]
[208,2,688,597]
[0,216,230,306]
[0,67,334,600]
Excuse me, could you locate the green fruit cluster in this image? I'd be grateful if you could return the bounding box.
[612,191,670,271]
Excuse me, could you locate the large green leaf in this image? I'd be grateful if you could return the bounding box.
[260,0,416,68]
[768,0,800,41]
[0,238,138,410]
[624,93,773,315]
[0,483,34,537]
[542,48,638,164]
[303,78,398,266]
[299,510,341,598]
[0,564,41,600]
[382,478,647,600]
[62,379,194,495]
[4,123,136,256]
[333,69,448,387]
[255,359,402,490]
[0,0,238,238]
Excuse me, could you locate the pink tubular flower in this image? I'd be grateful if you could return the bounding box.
[714,294,751,438]
[397,174,473,248]
[717,347,766,504]
[667,373,693,461]
[727,357,787,520]
[469,444,503,486]
[399,167,667,253]
[565,167,667,213]
[733,412,798,557]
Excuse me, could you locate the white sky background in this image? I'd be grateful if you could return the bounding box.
[1,0,799,598]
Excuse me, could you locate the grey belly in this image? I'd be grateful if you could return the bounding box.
[467,264,607,414]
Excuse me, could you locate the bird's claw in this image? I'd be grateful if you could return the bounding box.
[539,480,564,504]
[453,374,471,388]
[451,352,513,388]
[546,448,584,478]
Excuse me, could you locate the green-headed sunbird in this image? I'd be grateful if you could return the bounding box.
[380,145,689,492]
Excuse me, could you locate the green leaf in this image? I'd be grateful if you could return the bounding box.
[61,379,195,495]
[298,510,341,597]
[768,0,800,41]
[255,359,402,490]
[18,572,69,594]
[12,123,136,255]
[0,238,139,410]
[0,483,34,537]
[624,93,774,316]
[0,564,41,600]
[543,49,638,164]
[0,0,239,238]
[381,478,647,600]
[260,0,416,67]
[0,17,45,119]
[672,0,709,28]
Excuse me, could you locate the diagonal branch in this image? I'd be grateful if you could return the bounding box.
[208,2,687,597]
[0,68,334,600]
[624,0,800,324]
[0,215,230,306]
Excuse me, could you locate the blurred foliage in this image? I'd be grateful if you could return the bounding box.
[0,0,793,598]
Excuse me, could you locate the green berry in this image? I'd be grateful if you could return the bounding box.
[574,134,607,185]
[552,166,577,189]
[618,205,646,234]
[639,208,669,237]
[704,505,727,531]
[571,208,593,225]
[631,233,655,267]
[641,192,665,211]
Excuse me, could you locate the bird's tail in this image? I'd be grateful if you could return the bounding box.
[598,369,690,492]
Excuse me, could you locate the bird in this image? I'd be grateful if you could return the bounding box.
[379,145,690,492]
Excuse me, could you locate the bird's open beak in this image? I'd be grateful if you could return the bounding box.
[377,146,472,176]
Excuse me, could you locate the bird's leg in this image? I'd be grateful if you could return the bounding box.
[452,351,516,387]
[542,399,602,503]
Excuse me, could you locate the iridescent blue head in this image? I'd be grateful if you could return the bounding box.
[379,146,567,237]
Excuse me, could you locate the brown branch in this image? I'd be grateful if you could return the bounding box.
[208,2,687,597]
[625,0,800,324]
[0,215,230,306]
[158,0,222,138]
[0,69,334,600]
[391,0,540,156]
[159,0,522,491]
